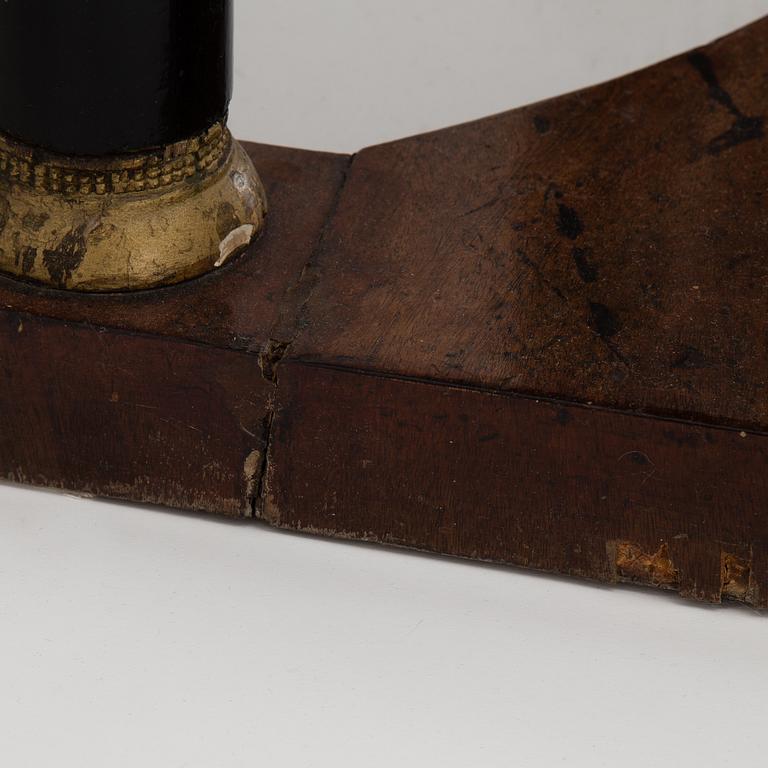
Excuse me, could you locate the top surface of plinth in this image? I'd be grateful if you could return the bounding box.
[290,17,768,432]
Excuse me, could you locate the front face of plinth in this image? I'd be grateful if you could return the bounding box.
[0,312,267,516]
[266,363,767,605]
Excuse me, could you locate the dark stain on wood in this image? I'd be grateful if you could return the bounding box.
[533,115,551,134]
[588,301,620,339]
[556,203,583,240]
[687,50,764,154]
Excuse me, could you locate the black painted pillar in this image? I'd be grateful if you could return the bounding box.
[0,0,233,156]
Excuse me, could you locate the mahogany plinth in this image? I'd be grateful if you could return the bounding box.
[3,18,768,607]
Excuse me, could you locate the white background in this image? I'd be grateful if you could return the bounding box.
[2,2,768,766]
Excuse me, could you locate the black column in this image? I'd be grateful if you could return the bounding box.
[0,0,232,157]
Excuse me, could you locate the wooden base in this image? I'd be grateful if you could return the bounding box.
[2,18,768,607]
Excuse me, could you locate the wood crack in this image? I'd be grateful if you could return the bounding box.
[251,153,357,517]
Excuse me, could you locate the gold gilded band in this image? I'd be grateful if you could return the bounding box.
[0,122,267,292]
[0,122,230,196]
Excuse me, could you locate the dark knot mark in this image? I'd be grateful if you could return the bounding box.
[588,301,627,365]
[688,51,741,114]
[556,203,583,239]
[588,301,619,339]
[552,194,600,282]
[687,50,764,155]
[533,115,551,134]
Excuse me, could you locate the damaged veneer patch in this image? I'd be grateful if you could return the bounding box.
[721,551,751,600]
[614,541,680,588]
[611,540,754,604]
[242,447,262,518]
